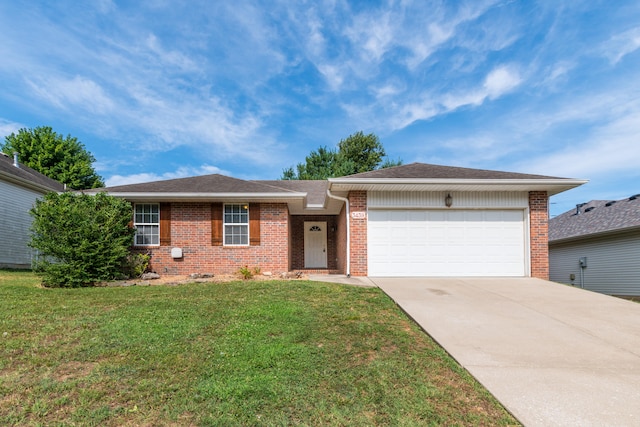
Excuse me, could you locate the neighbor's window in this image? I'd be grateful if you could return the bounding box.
[224,204,249,245]
[134,203,159,246]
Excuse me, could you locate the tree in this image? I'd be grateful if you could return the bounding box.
[2,126,104,189]
[281,131,402,180]
[30,192,136,287]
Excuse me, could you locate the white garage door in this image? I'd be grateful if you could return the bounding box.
[368,209,526,277]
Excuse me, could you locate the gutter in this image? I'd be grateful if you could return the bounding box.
[0,169,63,194]
[94,191,307,202]
[326,189,350,277]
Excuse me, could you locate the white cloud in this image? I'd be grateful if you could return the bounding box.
[603,26,640,64]
[0,119,24,138]
[484,65,521,99]
[105,164,229,187]
[145,33,199,72]
[26,75,115,114]
[440,65,521,110]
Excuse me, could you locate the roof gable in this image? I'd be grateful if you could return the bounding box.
[0,152,65,193]
[549,195,640,242]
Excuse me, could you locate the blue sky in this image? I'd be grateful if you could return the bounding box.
[1,1,639,217]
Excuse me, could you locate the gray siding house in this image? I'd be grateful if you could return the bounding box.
[549,195,640,296]
[0,153,64,269]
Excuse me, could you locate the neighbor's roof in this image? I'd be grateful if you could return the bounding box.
[329,162,587,195]
[549,195,640,242]
[0,152,65,193]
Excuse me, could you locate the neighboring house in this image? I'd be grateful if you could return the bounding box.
[0,152,65,269]
[95,163,585,278]
[549,195,640,296]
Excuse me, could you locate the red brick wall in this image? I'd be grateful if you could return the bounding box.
[136,202,289,275]
[529,191,549,279]
[289,215,339,271]
[349,191,368,276]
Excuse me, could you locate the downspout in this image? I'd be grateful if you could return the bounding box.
[326,189,350,277]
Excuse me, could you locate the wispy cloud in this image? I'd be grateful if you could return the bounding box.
[0,119,24,138]
[27,75,116,114]
[602,26,640,64]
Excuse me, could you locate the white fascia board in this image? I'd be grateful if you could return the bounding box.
[328,178,588,196]
[103,191,308,203]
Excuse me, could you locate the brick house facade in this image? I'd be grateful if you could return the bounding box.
[96,163,584,278]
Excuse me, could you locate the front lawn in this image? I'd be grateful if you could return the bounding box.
[0,270,518,426]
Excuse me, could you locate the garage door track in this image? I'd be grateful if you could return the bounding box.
[372,277,640,427]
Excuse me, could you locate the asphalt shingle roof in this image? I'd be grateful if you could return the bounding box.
[254,180,329,205]
[102,174,302,194]
[549,195,640,242]
[0,152,65,192]
[341,162,565,180]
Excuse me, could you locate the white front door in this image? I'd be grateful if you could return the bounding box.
[304,221,327,268]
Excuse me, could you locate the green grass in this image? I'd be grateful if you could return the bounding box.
[0,270,518,426]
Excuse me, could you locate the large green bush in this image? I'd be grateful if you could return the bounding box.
[30,192,136,287]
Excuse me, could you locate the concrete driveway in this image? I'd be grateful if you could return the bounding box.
[370,277,640,427]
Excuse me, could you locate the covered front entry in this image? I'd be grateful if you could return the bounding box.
[367,209,526,277]
[304,221,328,268]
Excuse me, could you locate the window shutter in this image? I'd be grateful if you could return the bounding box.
[159,203,171,246]
[250,203,260,246]
[211,203,223,246]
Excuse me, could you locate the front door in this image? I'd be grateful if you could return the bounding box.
[304,221,327,268]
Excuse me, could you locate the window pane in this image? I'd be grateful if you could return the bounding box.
[134,204,160,246]
[222,204,249,245]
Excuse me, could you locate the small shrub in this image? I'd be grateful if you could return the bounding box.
[122,253,151,278]
[253,266,261,275]
[238,266,253,280]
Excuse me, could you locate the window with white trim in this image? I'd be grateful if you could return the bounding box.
[134,203,159,246]
[224,204,249,245]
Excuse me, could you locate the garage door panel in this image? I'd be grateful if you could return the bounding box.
[368,209,526,277]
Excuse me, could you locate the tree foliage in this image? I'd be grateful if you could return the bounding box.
[30,192,136,287]
[2,126,104,189]
[281,131,402,180]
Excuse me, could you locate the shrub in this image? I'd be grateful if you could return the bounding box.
[238,265,253,280]
[30,192,136,287]
[122,253,151,279]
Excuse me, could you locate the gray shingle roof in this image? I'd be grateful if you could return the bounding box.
[549,195,640,242]
[254,180,329,205]
[102,174,302,194]
[0,152,65,192]
[342,162,564,180]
